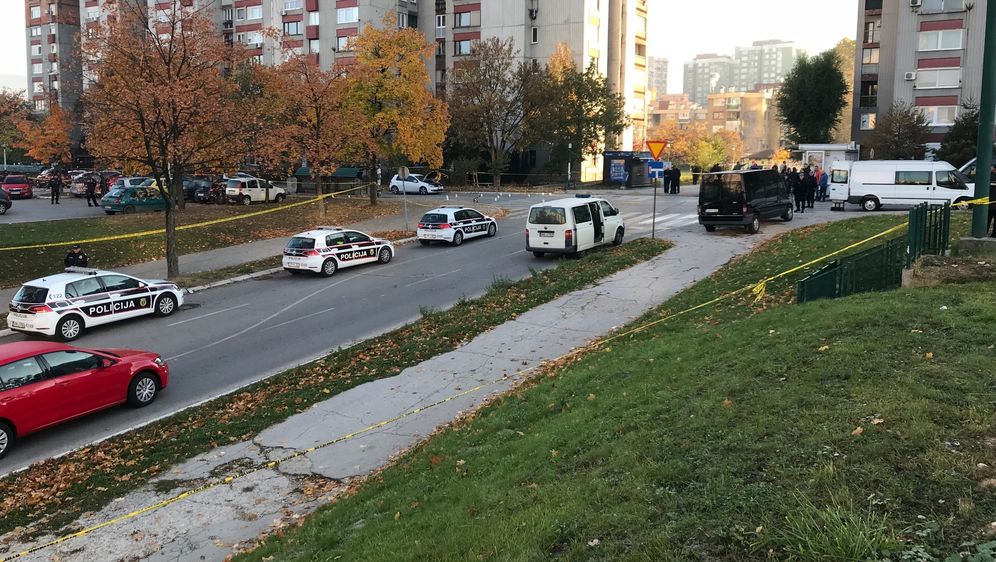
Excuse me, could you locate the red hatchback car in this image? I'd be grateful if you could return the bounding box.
[0,341,169,459]
[1,175,33,199]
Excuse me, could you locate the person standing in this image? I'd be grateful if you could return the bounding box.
[790,169,805,213]
[670,167,681,195]
[660,166,672,193]
[64,244,89,268]
[818,168,830,202]
[84,173,100,207]
[803,169,818,209]
[49,172,62,204]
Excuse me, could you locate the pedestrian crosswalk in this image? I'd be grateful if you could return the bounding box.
[502,209,700,231]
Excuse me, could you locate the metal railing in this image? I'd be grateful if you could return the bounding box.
[907,202,950,267]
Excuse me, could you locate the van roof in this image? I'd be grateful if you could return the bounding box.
[529,197,607,208]
[851,160,954,169]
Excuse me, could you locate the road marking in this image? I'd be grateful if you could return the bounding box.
[262,306,337,332]
[167,303,251,327]
[500,250,523,257]
[638,213,681,226]
[404,268,461,288]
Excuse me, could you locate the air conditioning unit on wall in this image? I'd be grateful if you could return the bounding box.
[910,0,922,7]
[904,71,917,81]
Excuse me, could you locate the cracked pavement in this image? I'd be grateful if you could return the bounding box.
[0,210,856,561]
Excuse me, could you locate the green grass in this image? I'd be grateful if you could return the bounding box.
[236,215,996,562]
[0,238,670,538]
[0,198,398,287]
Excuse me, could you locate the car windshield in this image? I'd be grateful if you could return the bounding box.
[420,213,448,224]
[410,174,424,181]
[700,174,744,202]
[105,189,124,197]
[139,179,155,187]
[3,176,26,184]
[528,206,567,225]
[13,285,49,304]
[287,237,316,249]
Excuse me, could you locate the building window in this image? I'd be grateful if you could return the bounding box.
[236,32,246,43]
[30,6,41,19]
[309,39,319,52]
[48,3,56,16]
[435,40,444,56]
[86,7,99,21]
[337,36,354,52]
[223,8,233,21]
[454,40,472,56]
[32,63,43,74]
[454,11,480,27]
[922,0,964,11]
[51,61,58,73]
[915,68,961,89]
[51,79,58,91]
[861,48,880,64]
[284,0,303,10]
[531,27,538,44]
[247,31,263,45]
[50,43,57,54]
[436,15,445,28]
[34,99,48,112]
[863,20,881,43]
[283,21,302,35]
[918,29,963,51]
[919,105,958,125]
[397,12,407,28]
[236,7,246,20]
[308,11,319,25]
[247,6,262,19]
[30,26,41,37]
[33,82,44,93]
[336,7,358,24]
[712,111,724,119]
[31,44,42,56]
[860,113,877,130]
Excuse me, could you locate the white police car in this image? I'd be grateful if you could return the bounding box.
[282,227,394,277]
[8,268,185,341]
[417,206,497,246]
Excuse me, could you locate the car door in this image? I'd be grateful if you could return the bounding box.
[463,209,488,237]
[935,170,970,203]
[96,274,154,321]
[338,231,378,267]
[895,170,935,204]
[599,201,622,234]
[38,350,118,417]
[572,204,595,251]
[0,356,59,434]
[245,179,262,201]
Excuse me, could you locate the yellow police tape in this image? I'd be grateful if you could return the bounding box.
[0,184,374,252]
[0,211,982,561]
[952,195,992,208]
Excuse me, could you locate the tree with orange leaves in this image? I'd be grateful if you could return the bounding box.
[16,104,73,165]
[0,89,27,154]
[346,19,448,205]
[82,0,249,277]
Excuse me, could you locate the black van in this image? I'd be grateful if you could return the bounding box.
[698,169,794,234]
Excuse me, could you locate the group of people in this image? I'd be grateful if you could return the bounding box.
[779,163,829,214]
[658,167,681,194]
[48,170,100,206]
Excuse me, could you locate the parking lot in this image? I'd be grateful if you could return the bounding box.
[0,191,109,224]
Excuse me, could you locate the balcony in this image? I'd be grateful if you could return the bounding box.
[859,95,878,108]
[222,19,233,29]
[435,27,445,39]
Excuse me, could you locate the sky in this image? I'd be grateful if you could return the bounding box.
[0,0,858,93]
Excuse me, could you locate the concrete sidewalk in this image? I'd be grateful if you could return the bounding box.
[0,223,786,561]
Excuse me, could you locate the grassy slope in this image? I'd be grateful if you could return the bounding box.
[239,215,996,562]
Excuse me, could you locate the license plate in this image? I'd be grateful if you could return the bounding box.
[10,321,25,328]
[539,232,554,238]
[705,209,719,214]
[104,206,112,209]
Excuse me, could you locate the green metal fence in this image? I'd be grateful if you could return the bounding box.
[797,236,907,303]
[906,202,950,267]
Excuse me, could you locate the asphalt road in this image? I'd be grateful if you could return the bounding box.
[0,189,865,474]
[0,193,112,224]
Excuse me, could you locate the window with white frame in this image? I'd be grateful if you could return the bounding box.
[283,21,302,35]
[247,6,262,19]
[30,26,41,37]
[915,68,961,89]
[223,8,233,21]
[31,44,42,56]
[51,79,58,91]
[86,7,99,21]
[30,6,41,19]
[922,0,964,11]
[336,35,354,52]
[50,61,58,73]
[454,39,472,55]
[32,63,43,74]
[309,39,319,52]
[308,11,319,25]
[860,113,877,130]
[454,11,479,27]
[397,12,407,28]
[919,105,958,125]
[284,0,303,10]
[50,43,57,53]
[246,31,263,45]
[34,99,48,112]
[918,29,963,51]
[236,32,246,43]
[236,7,246,20]
[33,82,44,93]
[48,3,56,16]
[337,7,358,24]
[531,27,538,44]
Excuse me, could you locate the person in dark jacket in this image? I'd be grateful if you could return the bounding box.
[802,170,818,210]
[49,173,62,204]
[710,163,723,173]
[670,167,681,194]
[791,170,806,213]
[660,167,671,191]
[64,245,89,268]
[84,174,100,207]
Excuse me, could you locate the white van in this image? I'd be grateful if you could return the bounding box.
[828,160,974,211]
[526,195,625,258]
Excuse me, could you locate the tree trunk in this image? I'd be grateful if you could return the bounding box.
[314,174,326,220]
[369,154,378,207]
[165,175,180,278]
[491,149,502,190]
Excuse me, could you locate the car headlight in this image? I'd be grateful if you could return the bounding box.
[153,356,165,366]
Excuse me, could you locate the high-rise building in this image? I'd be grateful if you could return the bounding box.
[732,39,803,93]
[705,89,782,158]
[683,54,734,106]
[648,56,668,97]
[25,0,82,113]
[851,0,988,155]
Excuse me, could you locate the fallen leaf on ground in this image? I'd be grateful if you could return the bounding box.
[818,345,830,353]
[723,399,733,408]
[852,426,864,436]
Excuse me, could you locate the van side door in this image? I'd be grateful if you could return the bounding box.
[599,201,622,237]
[895,170,933,204]
[572,204,595,251]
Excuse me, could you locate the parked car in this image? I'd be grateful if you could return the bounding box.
[225,177,286,205]
[389,173,444,195]
[69,172,97,197]
[698,169,793,234]
[0,341,169,459]
[526,195,625,257]
[183,176,214,201]
[100,181,168,214]
[194,179,226,204]
[282,227,394,276]
[417,206,498,246]
[957,154,996,191]
[828,160,974,211]
[2,175,33,199]
[111,176,152,191]
[0,186,11,215]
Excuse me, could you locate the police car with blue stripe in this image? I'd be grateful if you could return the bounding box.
[282,227,394,277]
[8,268,184,341]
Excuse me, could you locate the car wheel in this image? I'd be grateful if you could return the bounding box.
[123,205,136,214]
[56,315,84,342]
[391,185,399,194]
[782,205,794,222]
[275,193,286,203]
[0,421,13,460]
[452,230,464,246]
[745,214,761,234]
[378,247,393,264]
[533,251,544,258]
[419,186,428,195]
[861,197,880,212]
[0,203,7,215]
[418,239,431,246]
[320,258,337,277]
[127,372,159,407]
[612,227,624,246]
[155,293,178,317]
[242,195,252,206]
[487,222,497,237]
[704,225,717,232]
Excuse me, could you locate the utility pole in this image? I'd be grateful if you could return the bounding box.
[972,0,996,238]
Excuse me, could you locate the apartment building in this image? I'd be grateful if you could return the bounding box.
[24,0,81,113]
[704,90,782,158]
[682,54,734,106]
[732,40,803,93]
[648,56,667,97]
[852,0,988,155]
[647,93,704,130]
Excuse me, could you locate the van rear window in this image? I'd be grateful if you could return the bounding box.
[700,174,743,202]
[831,170,849,183]
[528,207,567,225]
[13,286,49,304]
